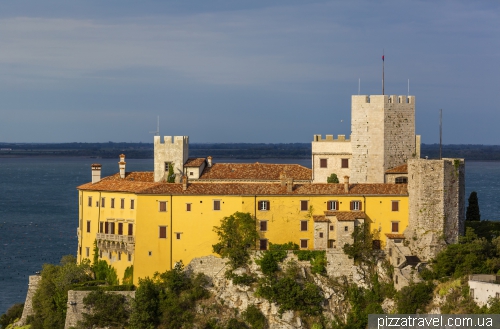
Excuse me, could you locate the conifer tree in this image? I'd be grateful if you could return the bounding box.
[466,191,480,221]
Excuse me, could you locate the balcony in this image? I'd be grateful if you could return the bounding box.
[96,233,135,253]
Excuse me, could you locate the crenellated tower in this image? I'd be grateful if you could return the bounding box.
[154,136,189,182]
[350,95,418,183]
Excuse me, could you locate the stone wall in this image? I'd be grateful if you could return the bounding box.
[13,275,41,327]
[405,158,465,261]
[185,255,228,278]
[64,290,135,329]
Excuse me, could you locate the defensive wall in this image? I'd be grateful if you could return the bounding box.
[13,275,41,327]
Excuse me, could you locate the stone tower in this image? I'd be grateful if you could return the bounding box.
[311,134,352,183]
[350,95,417,183]
[405,158,465,261]
[154,136,189,182]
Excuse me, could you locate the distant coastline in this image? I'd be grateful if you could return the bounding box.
[1,142,500,160]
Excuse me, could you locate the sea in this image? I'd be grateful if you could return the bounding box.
[1,157,499,314]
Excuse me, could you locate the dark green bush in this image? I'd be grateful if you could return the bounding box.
[0,303,24,329]
[76,290,130,329]
[227,273,256,286]
[395,281,434,314]
[242,305,267,329]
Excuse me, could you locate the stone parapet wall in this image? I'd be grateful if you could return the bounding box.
[64,290,135,329]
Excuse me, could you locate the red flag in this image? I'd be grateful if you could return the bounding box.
[382,55,385,61]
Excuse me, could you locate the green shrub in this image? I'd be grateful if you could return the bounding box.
[75,290,129,329]
[293,250,327,275]
[242,305,267,329]
[123,265,134,285]
[227,272,256,286]
[327,173,339,183]
[395,281,434,314]
[0,303,24,329]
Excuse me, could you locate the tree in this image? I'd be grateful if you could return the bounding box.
[212,212,260,269]
[466,191,481,221]
[327,173,339,183]
[78,290,130,329]
[167,162,175,183]
[0,303,24,329]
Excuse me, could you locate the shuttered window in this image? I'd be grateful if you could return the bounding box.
[159,201,167,212]
[258,201,270,211]
[130,200,135,210]
[300,239,308,249]
[300,200,308,211]
[101,197,105,208]
[392,222,399,233]
[86,221,91,233]
[300,220,308,231]
[392,201,399,212]
[128,223,133,236]
[260,239,268,250]
[120,199,125,209]
[350,201,362,211]
[213,200,221,211]
[88,196,92,207]
[159,226,167,239]
[320,159,327,168]
[327,200,338,211]
[341,158,349,168]
[186,203,191,211]
[118,223,123,235]
[111,198,115,208]
[260,221,268,231]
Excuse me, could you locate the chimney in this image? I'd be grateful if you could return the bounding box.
[182,175,188,191]
[207,156,212,168]
[344,176,349,193]
[280,172,286,187]
[91,164,102,184]
[119,154,126,179]
[287,177,294,192]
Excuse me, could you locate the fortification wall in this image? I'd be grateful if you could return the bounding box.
[405,158,465,261]
[64,290,135,329]
[311,135,352,183]
[14,275,41,327]
[154,135,189,182]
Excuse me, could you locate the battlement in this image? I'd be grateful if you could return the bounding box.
[313,134,350,142]
[154,135,189,145]
[352,95,415,105]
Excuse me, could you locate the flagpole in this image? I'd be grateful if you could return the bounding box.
[382,50,385,95]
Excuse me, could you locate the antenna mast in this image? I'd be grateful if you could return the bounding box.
[149,116,159,136]
[358,78,360,95]
[439,109,442,160]
[382,50,385,95]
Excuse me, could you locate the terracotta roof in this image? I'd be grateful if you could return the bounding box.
[78,172,408,196]
[385,164,408,174]
[324,211,367,221]
[184,158,206,167]
[198,163,312,181]
[313,215,328,222]
[385,233,405,239]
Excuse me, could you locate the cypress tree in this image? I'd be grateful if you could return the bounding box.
[466,191,480,221]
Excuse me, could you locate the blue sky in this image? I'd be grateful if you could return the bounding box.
[0,0,498,144]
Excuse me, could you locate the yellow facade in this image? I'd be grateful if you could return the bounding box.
[77,187,408,285]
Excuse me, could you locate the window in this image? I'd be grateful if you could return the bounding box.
[109,222,115,235]
[330,225,334,231]
[320,159,327,168]
[300,220,308,231]
[118,252,121,261]
[260,221,268,231]
[328,240,335,248]
[88,196,92,207]
[109,252,112,259]
[128,223,133,236]
[111,198,115,209]
[86,247,90,257]
[260,239,268,250]
[164,162,170,171]
[213,200,221,211]
[159,201,167,212]
[350,201,362,211]
[128,254,132,262]
[131,199,135,210]
[118,223,123,235]
[258,201,270,211]
[96,201,99,207]
[101,197,105,208]
[395,176,408,184]
[189,171,193,176]
[300,200,308,211]
[86,221,91,233]
[300,239,308,249]
[392,222,399,233]
[341,158,349,168]
[344,226,348,232]
[327,200,338,211]
[148,251,152,256]
[159,226,167,239]
[392,201,399,212]
[186,203,191,211]
[372,240,381,250]
[99,222,104,233]
[319,232,324,238]
[176,233,181,240]
[120,198,125,209]
[104,222,109,234]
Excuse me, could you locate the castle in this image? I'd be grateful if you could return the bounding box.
[76,94,465,285]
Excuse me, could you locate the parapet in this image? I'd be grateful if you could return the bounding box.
[154,136,189,145]
[352,95,415,105]
[313,134,350,142]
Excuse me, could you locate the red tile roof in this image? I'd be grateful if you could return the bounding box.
[313,215,328,222]
[324,211,367,221]
[198,163,312,181]
[385,164,408,174]
[78,172,408,196]
[184,158,206,167]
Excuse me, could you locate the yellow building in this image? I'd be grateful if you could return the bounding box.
[76,94,465,285]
